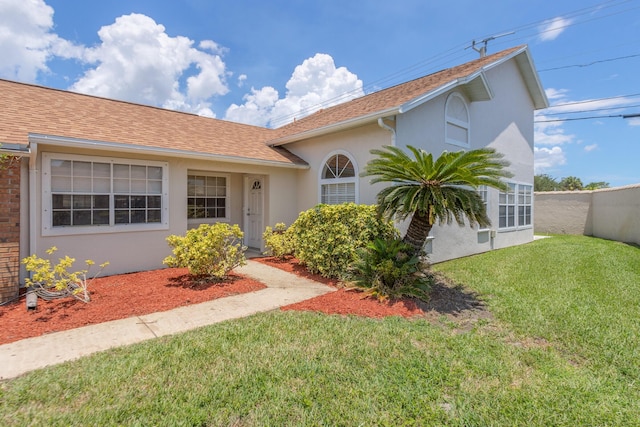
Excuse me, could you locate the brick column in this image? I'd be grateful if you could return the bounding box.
[0,158,21,303]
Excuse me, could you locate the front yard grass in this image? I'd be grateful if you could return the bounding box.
[1,235,639,426]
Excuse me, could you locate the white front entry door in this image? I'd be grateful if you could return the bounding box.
[244,176,264,249]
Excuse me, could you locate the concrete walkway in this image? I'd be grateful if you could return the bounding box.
[0,260,335,380]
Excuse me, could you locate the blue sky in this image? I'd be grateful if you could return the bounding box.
[1,0,639,187]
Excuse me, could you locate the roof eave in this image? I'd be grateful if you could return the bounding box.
[28,134,310,169]
[267,107,400,146]
[399,71,493,114]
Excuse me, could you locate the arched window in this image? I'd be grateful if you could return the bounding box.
[319,151,358,204]
[445,92,470,147]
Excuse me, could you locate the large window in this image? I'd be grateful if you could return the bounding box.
[445,92,470,147]
[187,174,229,221]
[320,151,357,204]
[499,183,532,229]
[43,153,168,235]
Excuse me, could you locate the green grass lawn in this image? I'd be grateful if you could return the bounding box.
[1,235,639,426]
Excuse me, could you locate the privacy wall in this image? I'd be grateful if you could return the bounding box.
[534,184,640,245]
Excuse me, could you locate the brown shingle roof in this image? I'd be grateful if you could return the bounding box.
[267,46,525,144]
[0,79,307,166]
[0,46,540,166]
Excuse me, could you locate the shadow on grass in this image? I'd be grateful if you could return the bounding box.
[417,272,488,316]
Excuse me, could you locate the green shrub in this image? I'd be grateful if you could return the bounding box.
[288,203,397,279]
[263,222,295,259]
[348,238,432,301]
[22,246,109,303]
[163,223,246,280]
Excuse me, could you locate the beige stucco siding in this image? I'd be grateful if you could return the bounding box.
[29,144,299,276]
[285,123,393,213]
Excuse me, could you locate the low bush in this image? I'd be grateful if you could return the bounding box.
[348,238,431,301]
[262,222,295,259]
[163,223,246,280]
[288,203,397,279]
[22,246,109,303]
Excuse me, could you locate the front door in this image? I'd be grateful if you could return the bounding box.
[244,176,264,249]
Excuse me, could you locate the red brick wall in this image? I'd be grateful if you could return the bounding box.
[0,158,21,303]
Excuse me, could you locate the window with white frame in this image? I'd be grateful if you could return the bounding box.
[499,183,532,229]
[320,152,357,204]
[518,184,533,226]
[43,153,167,234]
[477,185,489,229]
[445,92,470,147]
[187,174,229,221]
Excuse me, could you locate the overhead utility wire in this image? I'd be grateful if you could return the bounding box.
[543,93,640,108]
[541,103,640,116]
[269,0,634,127]
[538,53,640,72]
[535,113,639,123]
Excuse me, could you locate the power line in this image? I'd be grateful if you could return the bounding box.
[268,0,637,128]
[543,93,640,108]
[535,113,638,122]
[542,103,640,116]
[538,53,640,72]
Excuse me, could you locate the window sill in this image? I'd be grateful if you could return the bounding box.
[42,222,169,237]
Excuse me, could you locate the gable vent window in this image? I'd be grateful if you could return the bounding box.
[320,152,358,204]
[445,92,470,147]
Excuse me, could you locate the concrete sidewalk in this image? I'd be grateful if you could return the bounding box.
[0,260,335,380]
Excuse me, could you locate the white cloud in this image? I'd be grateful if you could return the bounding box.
[0,0,83,81]
[534,146,566,174]
[538,17,573,42]
[534,114,576,146]
[237,74,247,87]
[225,53,364,127]
[70,13,229,117]
[584,144,597,152]
[545,88,569,102]
[628,117,640,126]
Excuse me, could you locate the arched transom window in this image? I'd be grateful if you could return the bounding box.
[319,151,358,204]
[445,92,470,147]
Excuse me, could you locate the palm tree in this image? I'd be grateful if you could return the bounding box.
[361,145,512,255]
[559,176,583,191]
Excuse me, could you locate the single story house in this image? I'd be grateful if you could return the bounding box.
[0,45,547,302]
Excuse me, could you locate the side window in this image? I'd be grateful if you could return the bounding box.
[445,92,470,147]
[319,151,358,204]
[499,183,533,230]
[187,174,229,222]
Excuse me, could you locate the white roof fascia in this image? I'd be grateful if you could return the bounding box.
[267,107,400,146]
[481,46,549,109]
[399,71,493,114]
[28,134,310,169]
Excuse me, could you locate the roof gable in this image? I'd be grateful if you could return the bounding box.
[267,45,547,146]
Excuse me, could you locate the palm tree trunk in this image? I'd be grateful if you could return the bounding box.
[402,212,433,256]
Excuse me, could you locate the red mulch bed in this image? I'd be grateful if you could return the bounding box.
[0,268,265,345]
[254,257,426,318]
[1,257,489,345]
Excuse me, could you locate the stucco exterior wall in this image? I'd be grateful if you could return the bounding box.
[29,144,300,277]
[285,123,393,214]
[396,59,536,262]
